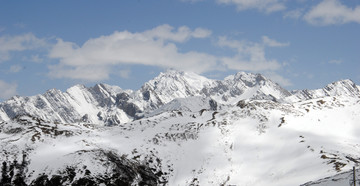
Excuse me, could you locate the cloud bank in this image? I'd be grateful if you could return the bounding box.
[0,33,47,62]
[48,24,217,81]
[47,24,291,86]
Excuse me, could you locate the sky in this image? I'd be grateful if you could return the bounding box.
[0,0,359,101]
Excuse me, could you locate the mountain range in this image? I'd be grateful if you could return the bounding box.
[1,70,360,185]
[2,70,358,125]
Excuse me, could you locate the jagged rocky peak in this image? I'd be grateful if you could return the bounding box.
[1,70,359,125]
[228,71,267,87]
[92,83,124,97]
[323,79,359,96]
[206,71,291,103]
[144,69,213,92]
[138,69,214,104]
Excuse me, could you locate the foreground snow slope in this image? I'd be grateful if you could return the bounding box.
[1,70,360,185]
[1,94,360,185]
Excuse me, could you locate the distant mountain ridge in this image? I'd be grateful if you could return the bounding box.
[288,79,360,102]
[0,70,359,125]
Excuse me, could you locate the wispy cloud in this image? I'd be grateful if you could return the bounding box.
[217,36,291,86]
[0,80,17,100]
[119,69,131,79]
[193,0,360,26]
[13,23,26,29]
[262,36,289,47]
[216,0,286,13]
[9,65,23,73]
[48,24,217,81]
[218,36,287,71]
[265,72,293,86]
[304,0,360,25]
[0,33,48,62]
[30,54,44,63]
[328,59,343,64]
[283,8,304,19]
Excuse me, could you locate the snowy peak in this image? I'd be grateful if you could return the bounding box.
[205,72,291,103]
[140,70,213,102]
[289,79,360,102]
[136,70,291,107]
[128,70,215,111]
[0,70,359,126]
[0,83,129,125]
[323,79,359,97]
[228,71,267,87]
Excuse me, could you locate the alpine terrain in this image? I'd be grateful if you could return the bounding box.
[1,70,360,186]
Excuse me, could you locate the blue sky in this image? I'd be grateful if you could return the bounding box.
[0,0,359,100]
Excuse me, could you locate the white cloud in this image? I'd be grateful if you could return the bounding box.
[142,24,211,43]
[14,23,26,29]
[221,55,281,71]
[217,36,291,86]
[264,72,292,86]
[0,80,17,100]
[217,0,286,13]
[283,9,304,19]
[304,0,360,25]
[218,36,285,71]
[48,24,217,81]
[328,59,343,64]
[0,33,48,62]
[119,69,131,79]
[262,36,289,47]
[48,64,110,81]
[9,65,22,73]
[30,54,43,63]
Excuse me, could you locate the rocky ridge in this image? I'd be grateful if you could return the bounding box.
[2,70,356,126]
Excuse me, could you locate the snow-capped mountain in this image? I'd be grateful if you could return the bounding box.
[288,79,360,102]
[202,71,292,103]
[1,70,360,186]
[0,70,297,125]
[0,83,131,125]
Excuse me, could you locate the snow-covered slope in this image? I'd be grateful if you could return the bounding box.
[1,71,360,185]
[145,96,218,118]
[1,95,360,185]
[301,168,360,186]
